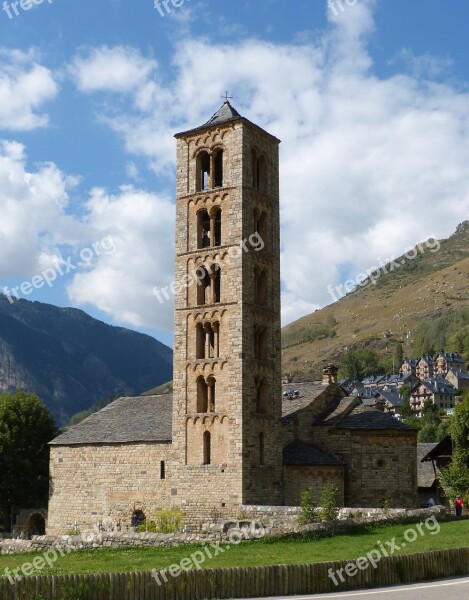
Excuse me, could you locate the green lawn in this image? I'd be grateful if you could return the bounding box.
[1,519,468,578]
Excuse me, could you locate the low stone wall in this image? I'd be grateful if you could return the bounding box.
[0,506,447,555]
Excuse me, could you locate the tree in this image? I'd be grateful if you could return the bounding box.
[0,391,57,531]
[440,393,469,504]
[394,343,404,371]
[400,385,414,418]
[339,349,382,380]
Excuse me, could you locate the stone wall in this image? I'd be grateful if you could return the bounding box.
[47,442,172,535]
[284,465,344,506]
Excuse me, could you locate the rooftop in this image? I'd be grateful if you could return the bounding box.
[50,394,172,445]
[283,439,343,466]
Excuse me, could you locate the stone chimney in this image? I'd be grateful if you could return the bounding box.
[322,364,338,386]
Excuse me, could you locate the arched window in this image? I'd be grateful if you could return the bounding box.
[197,152,211,191]
[198,210,211,249]
[203,431,211,465]
[213,207,222,247]
[254,210,268,250]
[196,323,205,359]
[259,433,265,465]
[252,150,267,192]
[197,267,211,305]
[207,376,216,412]
[214,149,224,188]
[254,326,268,360]
[255,269,268,306]
[256,379,268,414]
[257,155,267,192]
[213,265,221,303]
[197,376,209,413]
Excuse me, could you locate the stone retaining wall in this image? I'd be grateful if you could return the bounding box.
[0,506,447,555]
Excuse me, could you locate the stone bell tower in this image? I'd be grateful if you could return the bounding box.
[171,101,283,518]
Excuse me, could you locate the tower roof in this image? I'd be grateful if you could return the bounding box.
[203,100,242,127]
[174,100,280,143]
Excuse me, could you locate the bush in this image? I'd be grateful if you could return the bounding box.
[138,509,185,533]
[298,488,319,525]
[319,484,340,523]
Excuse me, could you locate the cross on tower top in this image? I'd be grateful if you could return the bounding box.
[222,91,233,102]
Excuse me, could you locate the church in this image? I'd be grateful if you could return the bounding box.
[47,102,417,534]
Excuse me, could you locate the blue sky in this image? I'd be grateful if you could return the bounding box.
[1,0,469,348]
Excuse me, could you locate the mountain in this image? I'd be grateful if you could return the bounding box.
[282,221,469,380]
[0,297,173,425]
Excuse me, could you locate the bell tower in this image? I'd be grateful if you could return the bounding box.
[172,101,283,517]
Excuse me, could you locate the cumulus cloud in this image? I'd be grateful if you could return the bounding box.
[66,186,175,330]
[68,1,469,327]
[0,48,58,130]
[0,141,174,330]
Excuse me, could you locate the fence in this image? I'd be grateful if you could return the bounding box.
[0,547,468,599]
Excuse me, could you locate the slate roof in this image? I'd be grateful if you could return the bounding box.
[437,352,465,364]
[421,436,453,461]
[325,404,415,430]
[421,377,458,396]
[417,443,439,488]
[376,389,405,407]
[50,395,172,445]
[283,439,343,466]
[447,369,469,380]
[281,382,326,424]
[174,101,281,142]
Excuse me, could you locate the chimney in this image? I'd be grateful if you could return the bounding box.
[322,364,338,386]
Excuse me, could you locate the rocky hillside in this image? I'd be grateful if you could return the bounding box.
[0,297,173,425]
[282,221,469,380]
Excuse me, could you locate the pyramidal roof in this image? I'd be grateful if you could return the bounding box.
[203,100,242,127]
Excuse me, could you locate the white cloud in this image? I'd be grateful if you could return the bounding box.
[0,49,58,130]
[66,186,175,330]
[0,141,174,331]
[4,0,462,333]
[70,46,158,93]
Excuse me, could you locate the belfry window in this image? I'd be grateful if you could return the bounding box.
[252,151,267,192]
[196,322,220,359]
[214,149,224,188]
[254,210,268,250]
[197,376,209,413]
[207,376,216,412]
[203,431,211,465]
[254,326,267,360]
[197,152,211,191]
[196,266,221,305]
[213,208,222,246]
[198,210,211,248]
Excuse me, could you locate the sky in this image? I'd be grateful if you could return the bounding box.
[1,0,469,348]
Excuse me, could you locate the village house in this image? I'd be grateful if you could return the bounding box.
[433,351,466,376]
[47,102,418,535]
[410,376,459,417]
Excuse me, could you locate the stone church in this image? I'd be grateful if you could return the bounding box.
[47,102,417,534]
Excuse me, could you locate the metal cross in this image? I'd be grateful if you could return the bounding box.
[222,91,233,102]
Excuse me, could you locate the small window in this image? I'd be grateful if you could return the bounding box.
[197,376,209,413]
[203,431,211,465]
[160,461,166,480]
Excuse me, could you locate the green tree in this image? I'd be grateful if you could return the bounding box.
[319,484,341,523]
[440,393,469,504]
[394,343,404,370]
[339,349,382,380]
[418,423,439,443]
[0,391,57,531]
[400,385,414,418]
[298,488,319,525]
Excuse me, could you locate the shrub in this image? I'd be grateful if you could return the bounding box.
[298,488,319,525]
[138,509,185,534]
[319,484,340,523]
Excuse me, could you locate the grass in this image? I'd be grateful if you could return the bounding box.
[0,519,468,578]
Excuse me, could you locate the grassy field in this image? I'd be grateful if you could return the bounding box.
[1,519,468,578]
